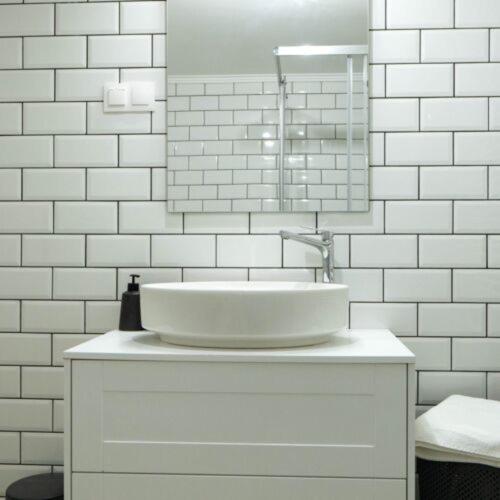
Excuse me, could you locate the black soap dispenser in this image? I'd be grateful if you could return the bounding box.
[119,274,144,331]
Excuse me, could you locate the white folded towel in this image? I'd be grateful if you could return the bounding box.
[416,395,500,468]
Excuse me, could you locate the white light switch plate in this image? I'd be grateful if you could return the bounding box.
[103,82,156,113]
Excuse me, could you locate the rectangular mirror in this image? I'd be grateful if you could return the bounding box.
[167,0,369,212]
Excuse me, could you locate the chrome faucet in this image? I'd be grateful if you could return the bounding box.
[280,228,335,283]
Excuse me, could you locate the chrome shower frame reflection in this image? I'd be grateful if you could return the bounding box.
[273,44,369,211]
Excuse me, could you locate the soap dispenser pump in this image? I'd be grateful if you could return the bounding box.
[119,274,144,331]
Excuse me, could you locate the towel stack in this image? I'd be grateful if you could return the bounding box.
[415,395,500,468]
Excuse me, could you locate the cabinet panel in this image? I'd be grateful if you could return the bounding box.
[73,473,407,500]
[72,361,406,478]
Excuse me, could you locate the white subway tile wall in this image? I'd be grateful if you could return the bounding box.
[0,0,499,493]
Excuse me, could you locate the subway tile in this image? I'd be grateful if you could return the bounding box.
[250,213,315,234]
[385,201,452,234]
[456,64,500,96]
[386,65,453,97]
[23,103,86,135]
[421,30,489,62]
[217,235,281,268]
[488,305,500,337]
[386,133,453,165]
[85,302,120,334]
[0,433,19,464]
[185,213,249,234]
[491,168,500,198]
[385,269,451,302]
[335,269,383,302]
[454,270,500,302]
[0,367,20,398]
[119,202,183,234]
[454,201,500,233]
[87,169,150,200]
[52,335,97,366]
[420,167,487,199]
[0,465,51,497]
[23,169,85,200]
[117,269,181,294]
[492,30,500,61]
[0,236,20,266]
[0,203,52,233]
[22,235,84,267]
[22,367,63,399]
[153,35,165,67]
[87,103,151,134]
[350,303,417,336]
[56,69,119,101]
[455,133,500,165]
[121,68,165,99]
[0,39,22,69]
[387,0,453,28]
[419,372,486,405]
[0,302,20,332]
[120,1,165,34]
[21,433,63,466]
[88,35,151,67]
[0,400,52,431]
[0,335,51,366]
[0,136,53,168]
[401,338,451,370]
[488,374,500,401]
[53,268,116,300]
[371,167,418,200]
[370,0,385,29]
[56,3,118,35]
[453,339,500,371]
[53,401,64,433]
[370,99,419,132]
[249,268,315,283]
[370,30,419,63]
[55,202,117,234]
[0,171,21,201]
[0,104,21,135]
[419,304,486,337]
[318,202,384,234]
[55,136,117,168]
[152,235,216,267]
[24,36,86,68]
[490,99,500,130]
[420,235,486,268]
[119,135,165,167]
[351,235,417,268]
[0,70,53,102]
[488,237,500,268]
[0,269,51,300]
[421,98,488,131]
[87,235,150,267]
[456,0,500,28]
[0,5,53,36]
[21,301,84,333]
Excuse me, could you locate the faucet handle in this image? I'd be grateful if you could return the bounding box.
[300,226,333,239]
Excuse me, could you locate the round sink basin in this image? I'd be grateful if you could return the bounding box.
[140,281,348,348]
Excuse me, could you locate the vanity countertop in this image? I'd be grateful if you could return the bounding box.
[64,329,415,364]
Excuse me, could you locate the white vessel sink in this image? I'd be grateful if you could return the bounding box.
[140,281,348,348]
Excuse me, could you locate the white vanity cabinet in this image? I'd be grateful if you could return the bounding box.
[64,330,415,500]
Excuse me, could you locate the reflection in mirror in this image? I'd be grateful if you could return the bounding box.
[167,0,369,212]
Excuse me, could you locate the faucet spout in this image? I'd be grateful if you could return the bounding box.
[279,230,335,283]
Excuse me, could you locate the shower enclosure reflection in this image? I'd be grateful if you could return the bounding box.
[167,0,369,212]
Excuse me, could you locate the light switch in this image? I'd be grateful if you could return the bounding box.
[108,88,127,106]
[131,82,155,106]
[103,82,156,113]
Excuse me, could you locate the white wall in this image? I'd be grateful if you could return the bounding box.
[1,0,500,495]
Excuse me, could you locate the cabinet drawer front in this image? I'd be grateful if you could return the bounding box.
[72,361,407,478]
[73,473,407,500]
